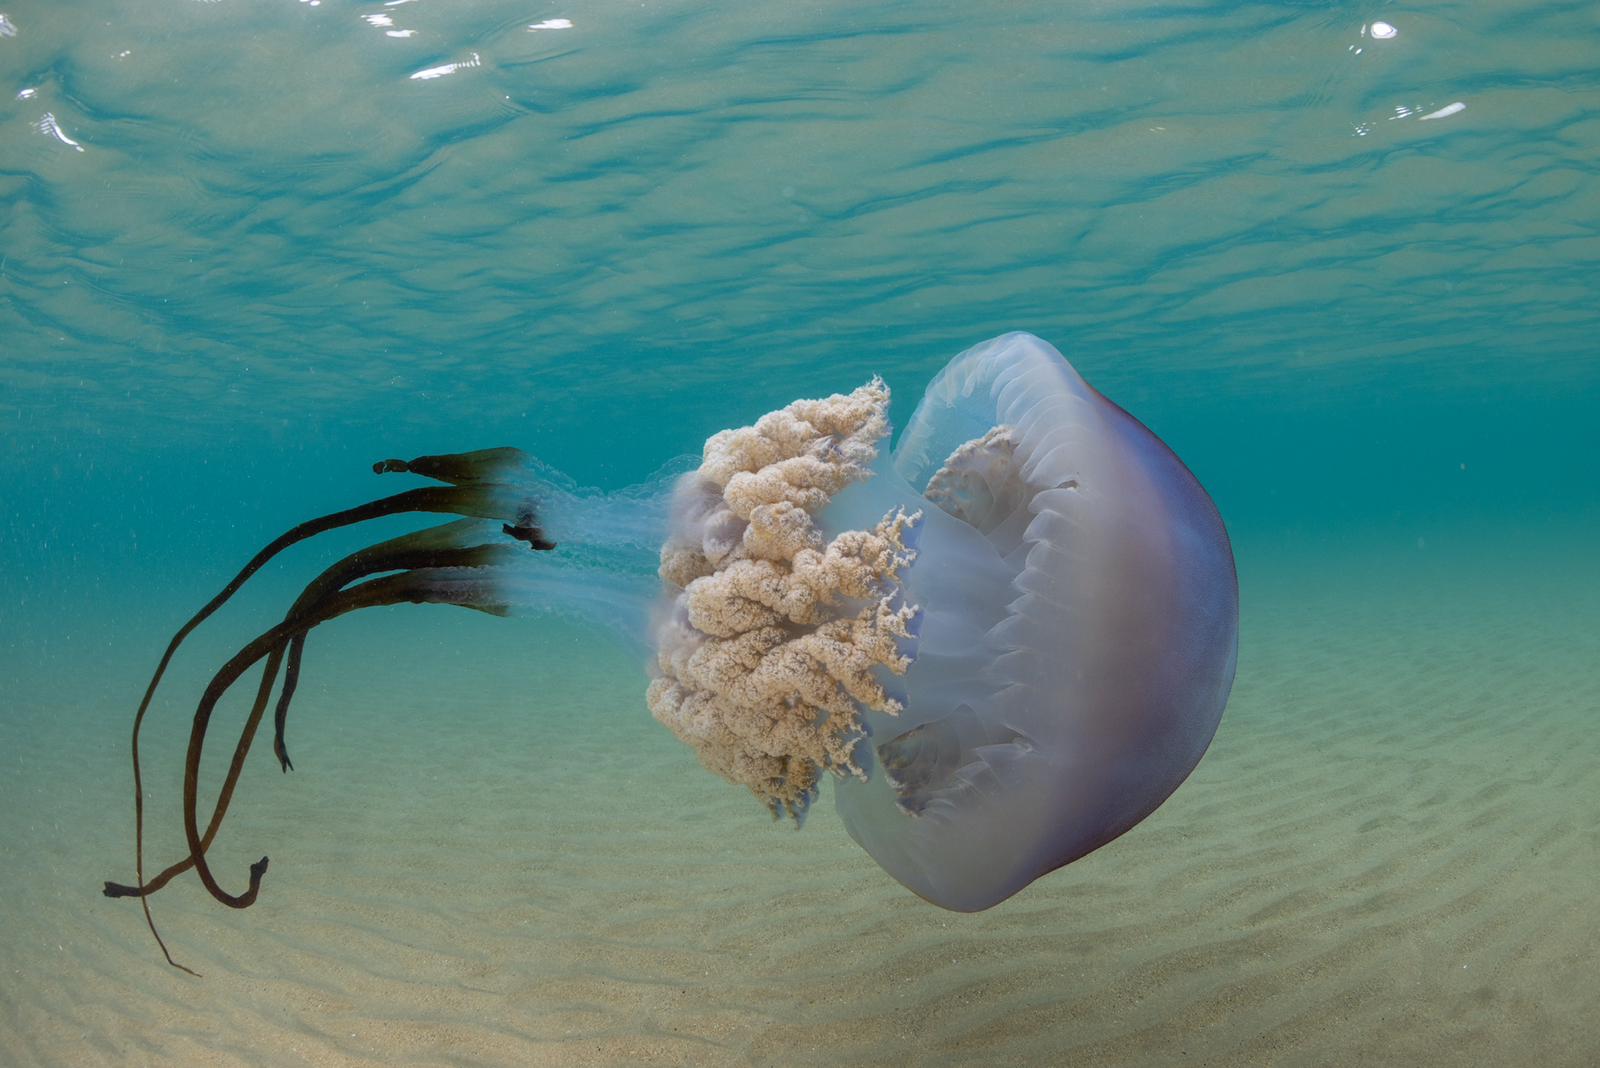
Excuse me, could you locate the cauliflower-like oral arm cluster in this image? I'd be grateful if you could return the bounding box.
[647,379,920,819]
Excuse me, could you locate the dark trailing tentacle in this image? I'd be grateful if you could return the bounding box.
[272,634,305,773]
[103,530,527,902]
[372,447,528,486]
[503,506,558,551]
[376,453,556,550]
[105,449,549,973]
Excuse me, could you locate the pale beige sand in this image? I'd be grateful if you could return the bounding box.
[2,530,1597,1066]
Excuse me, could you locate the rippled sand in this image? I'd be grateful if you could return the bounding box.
[3,532,1596,1066]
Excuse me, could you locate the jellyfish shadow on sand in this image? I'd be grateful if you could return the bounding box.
[103,332,1239,975]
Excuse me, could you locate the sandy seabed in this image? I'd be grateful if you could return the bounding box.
[2,530,1597,1067]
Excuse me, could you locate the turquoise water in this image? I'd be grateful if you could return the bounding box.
[2,0,1598,1064]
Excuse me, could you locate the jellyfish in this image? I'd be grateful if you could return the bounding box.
[105,331,1237,972]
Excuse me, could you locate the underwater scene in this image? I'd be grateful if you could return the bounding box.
[2,0,1597,1064]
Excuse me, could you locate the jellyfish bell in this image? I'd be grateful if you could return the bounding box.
[105,331,1237,971]
[648,331,1239,911]
[854,333,1238,910]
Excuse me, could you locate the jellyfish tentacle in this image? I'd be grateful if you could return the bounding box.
[272,635,305,773]
[372,447,529,486]
[109,447,540,972]
[182,567,512,910]
[124,726,202,974]
[375,451,556,548]
[104,525,531,902]
[120,483,521,908]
